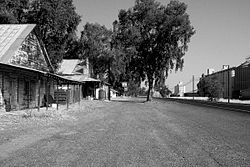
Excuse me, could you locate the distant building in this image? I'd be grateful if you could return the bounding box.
[198,66,235,99]
[57,59,100,99]
[207,68,215,75]
[110,88,118,98]
[198,57,250,99]
[174,82,186,97]
[233,58,250,99]
[140,80,148,90]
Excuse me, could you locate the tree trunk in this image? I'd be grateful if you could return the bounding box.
[108,58,111,100]
[146,78,153,101]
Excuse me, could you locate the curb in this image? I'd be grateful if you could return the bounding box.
[154,98,250,113]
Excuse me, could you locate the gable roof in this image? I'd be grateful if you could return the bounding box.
[0,24,35,63]
[0,24,54,72]
[58,59,100,82]
[58,59,81,74]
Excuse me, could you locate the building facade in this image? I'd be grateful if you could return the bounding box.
[174,82,186,97]
[0,24,81,112]
[198,58,250,99]
[233,59,250,99]
[58,59,100,99]
[198,67,235,99]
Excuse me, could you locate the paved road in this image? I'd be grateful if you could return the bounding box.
[0,98,249,166]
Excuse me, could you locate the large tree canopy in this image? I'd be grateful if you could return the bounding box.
[0,0,81,70]
[0,0,30,23]
[27,0,81,69]
[80,22,127,89]
[80,23,113,78]
[116,0,195,100]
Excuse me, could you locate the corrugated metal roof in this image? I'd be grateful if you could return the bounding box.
[63,75,100,82]
[58,59,81,74]
[238,60,250,68]
[0,63,83,84]
[0,24,36,63]
[0,62,47,74]
[0,25,83,84]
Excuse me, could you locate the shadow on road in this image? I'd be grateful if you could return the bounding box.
[111,97,147,104]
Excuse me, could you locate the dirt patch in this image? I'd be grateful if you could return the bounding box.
[0,100,113,159]
[0,103,81,131]
[0,100,110,143]
[0,127,62,160]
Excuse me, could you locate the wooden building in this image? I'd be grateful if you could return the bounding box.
[58,59,100,99]
[0,24,81,112]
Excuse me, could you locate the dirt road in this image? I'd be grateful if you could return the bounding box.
[0,98,249,166]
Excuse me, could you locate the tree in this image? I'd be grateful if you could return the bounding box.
[116,0,195,101]
[0,0,30,24]
[64,37,85,59]
[80,23,128,86]
[27,0,81,69]
[80,22,132,99]
[127,80,140,97]
[197,76,223,101]
[0,0,81,70]
[80,23,113,77]
[159,86,172,97]
[139,87,147,96]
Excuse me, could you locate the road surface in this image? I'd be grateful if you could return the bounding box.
[0,98,249,166]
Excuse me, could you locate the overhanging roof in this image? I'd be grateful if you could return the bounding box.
[0,62,47,75]
[62,75,100,82]
[0,62,82,84]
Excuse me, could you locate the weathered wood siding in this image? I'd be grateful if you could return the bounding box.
[0,71,54,111]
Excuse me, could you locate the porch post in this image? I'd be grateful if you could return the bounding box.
[28,80,30,109]
[80,84,82,100]
[56,81,59,110]
[46,78,49,111]
[66,83,69,110]
[17,77,19,110]
[37,77,41,112]
[73,84,75,103]
[79,84,81,106]
[2,74,4,110]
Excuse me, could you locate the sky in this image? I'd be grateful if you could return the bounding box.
[73,0,250,92]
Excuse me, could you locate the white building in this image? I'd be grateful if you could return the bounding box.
[174,82,186,97]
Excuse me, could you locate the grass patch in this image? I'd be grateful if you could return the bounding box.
[22,109,55,119]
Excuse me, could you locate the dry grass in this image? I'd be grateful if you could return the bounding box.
[0,100,110,131]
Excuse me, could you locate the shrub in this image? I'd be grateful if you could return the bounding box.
[159,86,172,98]
[197,76,223,101]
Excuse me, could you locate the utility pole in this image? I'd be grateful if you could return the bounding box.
[228,66,230,103]
[192,75,194,100]
[223,65,230,103]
